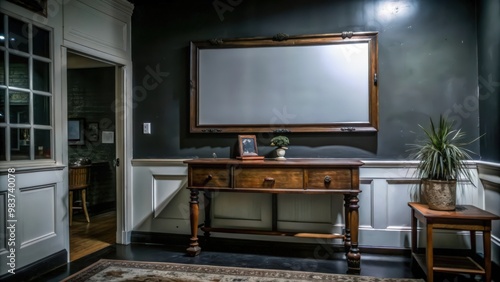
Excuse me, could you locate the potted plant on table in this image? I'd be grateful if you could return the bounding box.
[270,136,290,161]
[408,115,481,211]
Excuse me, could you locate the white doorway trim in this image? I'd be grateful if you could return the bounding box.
[62,45,133,252]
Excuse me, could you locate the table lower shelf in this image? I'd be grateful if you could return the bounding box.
[201,227,345,239]
[412,253,485,275]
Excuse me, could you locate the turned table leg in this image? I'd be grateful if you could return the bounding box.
[343,194,352,254]
[203,191,212,239]
[411,209,417,253]
[187,189,201,256]
[346,194,361,274]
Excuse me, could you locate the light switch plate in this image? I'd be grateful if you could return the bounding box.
[143,123,151,134]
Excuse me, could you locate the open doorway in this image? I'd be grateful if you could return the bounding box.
[66,51,118,261]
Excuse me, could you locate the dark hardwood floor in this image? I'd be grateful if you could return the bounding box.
[39,245,421,282]
[18,211,496,281]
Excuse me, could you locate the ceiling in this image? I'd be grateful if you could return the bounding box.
[67,52,114,69]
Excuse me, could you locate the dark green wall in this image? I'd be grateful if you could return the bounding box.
[478,0,500,162]
[132,0,481,160]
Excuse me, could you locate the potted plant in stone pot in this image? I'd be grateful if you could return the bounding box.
[408,115,481,211]
[270,136,289,161]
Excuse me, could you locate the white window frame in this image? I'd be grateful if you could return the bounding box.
[0,12,54,164]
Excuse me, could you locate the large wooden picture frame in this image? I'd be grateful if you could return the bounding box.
[190,31,378,133]
[7,0,47,17]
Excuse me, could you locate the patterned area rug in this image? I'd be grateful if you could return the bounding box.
[62,259,424,282]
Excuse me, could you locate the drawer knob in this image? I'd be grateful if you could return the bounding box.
[324,176,332,183]
[207,174,213,180]
[264,177,275,182]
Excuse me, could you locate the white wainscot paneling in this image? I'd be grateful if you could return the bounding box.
[213,193,271,229]
[358,163,416,248]
[358,163,484,250]
[0,191,13,275]
[357,179,413,248]
[278,194,333,223]
[153,175,186,218]
[277,194,344,238]
[154,188,193,233]
[0,192,6,252]
[485,187,500,243]
[131,162,190,234]
[358,180,373,229]
[131,160,494,254]
[19,186,56,247]
[277,194,336,233]
[478,161,500,266]
[0,168,65,276]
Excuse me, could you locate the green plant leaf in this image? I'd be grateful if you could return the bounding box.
[407,115,480,183]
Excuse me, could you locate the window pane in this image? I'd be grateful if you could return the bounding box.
[1,14,53,162]
[11,128,30,160]
[33,26,50,58]
[9,54,29,88]
[0,50,4,85]
[9,91,29,124]
[0,89,4,123]
[0,13,5,47]
[35,129,50,159]
[0,127,5,161]
[8,17,29,53]
[33,60,50,91]
[34,94,50,125]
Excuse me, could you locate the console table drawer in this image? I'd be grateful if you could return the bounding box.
[306,169,352,189]
[190,167,230,187]
[235,168,303,188]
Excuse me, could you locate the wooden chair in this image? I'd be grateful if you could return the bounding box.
[69,165,91,226]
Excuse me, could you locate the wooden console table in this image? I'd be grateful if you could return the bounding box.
[184,158,364,274]
[409,202,500,282]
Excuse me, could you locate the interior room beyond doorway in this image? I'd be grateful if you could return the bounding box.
[67,52,117,261]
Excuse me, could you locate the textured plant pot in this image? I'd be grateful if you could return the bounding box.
[422,179,457,211]
[275,148,286,161]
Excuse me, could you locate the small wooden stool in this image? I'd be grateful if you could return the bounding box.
[69,165,91,226]
[409,202,500,282]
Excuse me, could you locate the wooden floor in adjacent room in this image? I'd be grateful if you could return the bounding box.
[70,210,116,261]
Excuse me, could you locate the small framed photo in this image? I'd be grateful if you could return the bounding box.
[87,122,99,142]
[102,131,114,144]
[68,118,85,145]
[102,131,115,144]
[237,135,263,160]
